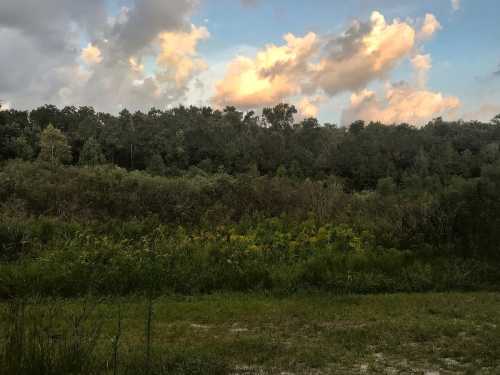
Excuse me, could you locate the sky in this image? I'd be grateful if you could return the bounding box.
[0,0,499,126]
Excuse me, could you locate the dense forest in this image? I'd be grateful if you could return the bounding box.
[1,103,500,297]
[2,103,500,188]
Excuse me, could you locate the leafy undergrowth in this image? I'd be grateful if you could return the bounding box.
[2,218,499,298]
[1,293,500,374]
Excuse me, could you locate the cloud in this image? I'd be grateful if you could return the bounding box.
[418,14,441,40]
[156,25,210,87]
[339,16,459,128]
[0,0,107,51]
[411,54,432,72]
[411,54,432,88]
[213,10,432,112]
[81,43,103,65]
[493,63,500,77]
[451,0,461,11]
[312,11,416,96]
[0,101,11,111]
[341,83,460,127]
[212,32,318,109]
[462,104,500,122]
[129,57,145,74]
[0,0,204,112]
[109,0,199,58]
[0,2,451,123]
[0,27,81,107]
[298,96,325,119]
[240,0,260,8]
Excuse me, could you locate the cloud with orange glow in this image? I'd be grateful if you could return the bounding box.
[298,96,325,119]
[156,25,210,88]
[418,14,441,40]
[212,32,318,109]
[342,83,460,127]
[341,41,461,127]
[411,54,432,88]
[312,11,416,96]
[81,43,103,65]
[213,11,422,109]
[213,10,457,124]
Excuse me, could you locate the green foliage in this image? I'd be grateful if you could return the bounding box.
[377,177,396,195]
[146,154,167,176]
[262,103,297,129]
[14,136,34,160]
[79,137,105,167]
[0,218,497,299]
[2,104,500,191]
[1,159,500,261]
[2,104,500,304]
[38,124,72,166]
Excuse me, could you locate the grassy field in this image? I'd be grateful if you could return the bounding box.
[2,292,500,374]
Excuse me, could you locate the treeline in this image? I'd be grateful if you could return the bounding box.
[2,103,500,191]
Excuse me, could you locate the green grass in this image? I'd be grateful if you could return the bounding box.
[2,292,500,374]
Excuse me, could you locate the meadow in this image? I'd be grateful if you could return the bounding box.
[2,293,500,374]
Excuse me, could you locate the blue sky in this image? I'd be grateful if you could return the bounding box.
[187,0,500,123]
[1,0,499,125]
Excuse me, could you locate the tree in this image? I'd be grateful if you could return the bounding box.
[262,103,297,130]
[415,148,429,176]
[349,120,365,135]
[480,143,499,163]
[377,177,397,196]
[15,136,34,160]
[146,154,166,176]
[276,164,288,177]
[79,137,105,167]
[38,123,72,165]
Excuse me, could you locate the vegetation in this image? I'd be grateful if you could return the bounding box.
[1,103,500,295]
[2,104,500,188]
[1,103,500,372]
[0,211,498,298]
[1,293,500,374]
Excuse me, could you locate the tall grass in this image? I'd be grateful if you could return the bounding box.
[0,299,230,375]
[0,299,102,375]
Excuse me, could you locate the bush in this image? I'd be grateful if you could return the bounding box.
[1,219,497,298]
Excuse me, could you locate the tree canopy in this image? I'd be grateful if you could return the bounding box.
[1,103,500,191]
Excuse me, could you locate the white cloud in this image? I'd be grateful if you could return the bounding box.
[451,0,461,11]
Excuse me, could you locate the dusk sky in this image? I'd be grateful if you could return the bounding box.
[1,0,499,126]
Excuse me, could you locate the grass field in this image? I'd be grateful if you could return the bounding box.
[2,292,500,374]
